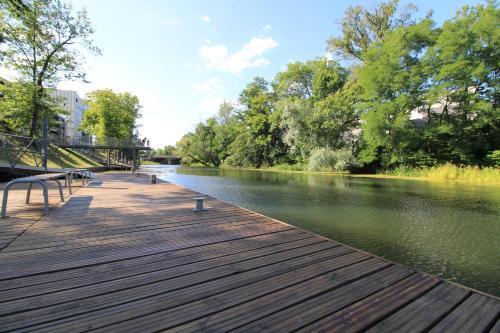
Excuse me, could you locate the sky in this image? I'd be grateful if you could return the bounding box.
[3,0,480,148]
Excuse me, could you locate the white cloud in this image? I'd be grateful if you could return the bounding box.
[162,18,180,26]
[262,24,272,32]
[202,15,210,23]
[193,77,223,94]
[198,37,278,74]
[193,77,224,114]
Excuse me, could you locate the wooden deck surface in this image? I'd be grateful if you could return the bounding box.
[0,172,498,332]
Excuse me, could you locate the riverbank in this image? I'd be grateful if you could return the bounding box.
[214,164,500,185]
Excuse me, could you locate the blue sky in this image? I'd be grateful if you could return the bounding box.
[51,0,479,148]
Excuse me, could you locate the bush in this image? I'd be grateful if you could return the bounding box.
[381,163,500,183]
[487,150,500,167]
[307,147,358,172]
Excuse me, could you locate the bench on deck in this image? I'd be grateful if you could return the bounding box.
[1,168,94,218]
[65,169,92,194]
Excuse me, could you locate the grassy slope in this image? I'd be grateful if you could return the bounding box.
[0,146,102,169]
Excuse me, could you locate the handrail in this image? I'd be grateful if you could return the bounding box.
[0,132,65,171]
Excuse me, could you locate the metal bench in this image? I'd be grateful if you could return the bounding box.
[65,169,92,194]
[1,173,66,218]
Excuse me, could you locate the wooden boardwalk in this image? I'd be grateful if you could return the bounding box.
[0,172,498,332]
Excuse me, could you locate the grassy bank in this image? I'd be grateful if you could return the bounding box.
[140,160,161,165]
[215,163,500,184]
[379,164,500,184]
[0,146,102,169]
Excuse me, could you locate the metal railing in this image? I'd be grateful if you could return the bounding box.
[0,132,65,170]
[53,135,150,148]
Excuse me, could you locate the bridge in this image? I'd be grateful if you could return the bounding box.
[149,155,181,165]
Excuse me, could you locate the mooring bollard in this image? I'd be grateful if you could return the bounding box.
[192,197,206,212]
[151,174,157,184]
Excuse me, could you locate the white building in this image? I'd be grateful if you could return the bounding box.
[51,89,88,141]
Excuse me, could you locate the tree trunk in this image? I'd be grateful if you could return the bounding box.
[29,85,44,137]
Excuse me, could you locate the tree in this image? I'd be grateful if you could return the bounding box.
[274,59,354,160]
[327,0,425,62]
[153,145,176,156]
[356,19,437,168]
[0,80,58,132]
[80,89,141,143]
[421,1,500,164]
[0,0,100,136]
[234,77,287,167]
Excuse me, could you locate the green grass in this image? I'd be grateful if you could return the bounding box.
[380,163,500,184]
[0,146,102,169]
[215,162,500,184]
[140,160,161,165]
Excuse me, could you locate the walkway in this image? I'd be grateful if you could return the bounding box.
[0,173,498,332]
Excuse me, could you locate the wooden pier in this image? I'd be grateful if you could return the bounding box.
[0,173,498,332]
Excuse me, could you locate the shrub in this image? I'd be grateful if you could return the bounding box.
[307,147,358,172]
[487,150,500,167]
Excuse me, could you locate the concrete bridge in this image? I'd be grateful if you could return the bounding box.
[149,155,181,165]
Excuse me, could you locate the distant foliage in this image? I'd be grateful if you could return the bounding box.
[487,151,500,167]
[176,0,499,180]
[307,148,358,172]
[80,89,141,142]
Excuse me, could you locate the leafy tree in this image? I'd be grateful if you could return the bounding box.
[356,19,437,168]
[0,0,100,136]
[153,145,176,156]
[274,59,355,160]
[80,89,141,143]
[421,1,500,164]
[327,0,426,62]
[233,77,287,167]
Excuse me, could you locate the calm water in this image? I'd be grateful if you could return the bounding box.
[141,165,500,296]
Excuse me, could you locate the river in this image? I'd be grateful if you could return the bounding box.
[141,165,500,296]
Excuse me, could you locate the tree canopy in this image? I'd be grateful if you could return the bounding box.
[0,0,100,136]
[79,89,141,143]
[176,1,499,172]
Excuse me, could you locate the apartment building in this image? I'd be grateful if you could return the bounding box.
[51,89,88,141]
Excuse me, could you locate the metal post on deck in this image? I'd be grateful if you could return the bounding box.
[132,149,137,172]
[41,116,48,170]
[107,149,111,168]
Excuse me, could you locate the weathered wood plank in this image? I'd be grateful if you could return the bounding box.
[365,282,470,332]
[428,293,500,333]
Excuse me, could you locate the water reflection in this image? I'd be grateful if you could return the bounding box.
[141,165,500,296]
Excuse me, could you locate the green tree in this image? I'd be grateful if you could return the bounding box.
[421,1,500,164]
[274,59,355,160]
[0,0,100,136]
[356,19,437,168]
[80,89,141,143]
[231,77,287,167]
[327,0,425,62]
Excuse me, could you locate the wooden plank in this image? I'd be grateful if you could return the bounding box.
[0,224,293,278]
[490,318,500,333]
[0,237,326,312]
[428,293,500,333]
[0,242,346,331]
[160,258,395,333]
[0,229,310,292]
[366,282,470,332]
[296,273,441,332]
[22,249,364,332]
